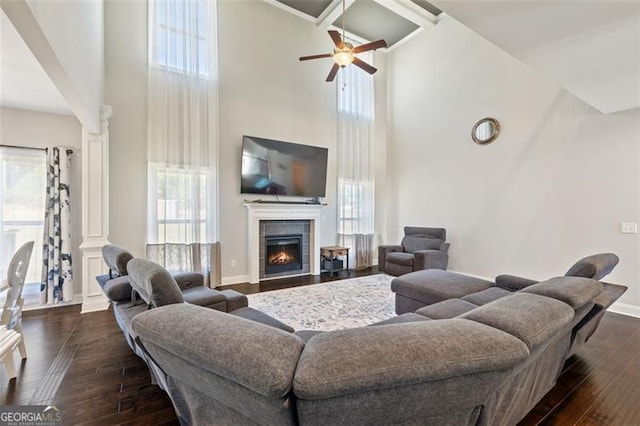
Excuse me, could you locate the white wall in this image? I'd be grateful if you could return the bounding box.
[104,0,388,281]
[104,0,147,258]
[0,106,83,296]
[387,17,640,311]
[24,0,104,133]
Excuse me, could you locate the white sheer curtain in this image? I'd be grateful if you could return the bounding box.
[336,50,375,269]
[146,0,220,286]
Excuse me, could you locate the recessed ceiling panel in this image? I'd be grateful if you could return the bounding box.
[276,0,333,18]
[333,0,419,47]
[410,0,442,16]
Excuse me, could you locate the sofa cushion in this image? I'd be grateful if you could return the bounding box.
[462,287,512,306]
[564,253,619,280]
[230,307,294,332]
[369,313,432,326]
[391,270,493,305]
[293,318,529,400]
[132,303,304,399]
[521,276,603,310]
[102,276,133,302]
[183,287,227,310]
[386,252,414,266]
[461,293,574,352]
[127,258,185,307]
[416,299,479,319]
[102,244,133,276]
[401,236,442,253]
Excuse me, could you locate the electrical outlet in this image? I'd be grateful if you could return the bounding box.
[621,223,637,234]
[230,259,237,267]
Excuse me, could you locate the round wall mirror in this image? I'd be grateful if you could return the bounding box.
[472,117,501,145]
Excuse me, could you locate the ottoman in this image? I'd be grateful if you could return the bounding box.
[391,269,493,314]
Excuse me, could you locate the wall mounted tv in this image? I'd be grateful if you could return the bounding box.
[241,135,328,198]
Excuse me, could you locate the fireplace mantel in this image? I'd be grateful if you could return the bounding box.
[245,203,324,283]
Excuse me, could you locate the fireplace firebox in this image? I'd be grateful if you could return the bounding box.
[265,234,303,274]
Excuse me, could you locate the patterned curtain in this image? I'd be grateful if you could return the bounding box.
[41,147,73,304]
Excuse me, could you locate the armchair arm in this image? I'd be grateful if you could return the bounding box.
[378,245,403,272]
[495,274,539,292]
[173,272,205,290]
[413,250,449,271]
[440,242,450,254]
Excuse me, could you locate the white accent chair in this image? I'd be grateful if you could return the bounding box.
[1,241,34,381]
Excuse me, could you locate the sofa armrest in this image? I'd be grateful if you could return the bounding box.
[413,250,449,271]
[378,245,403,271]
[172,272,205,290]
[495,274,539,292]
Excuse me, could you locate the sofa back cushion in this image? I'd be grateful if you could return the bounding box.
[564,253,619,280]
[102,244,134,276]
[520,276,603,310]
[401,236,443,253]
[294,318,527,425]
[132,304,304,424]
[401,227,446,253]
[461,293,574,352]
[127,258,184,307]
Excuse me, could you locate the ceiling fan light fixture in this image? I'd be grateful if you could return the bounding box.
[333,49,354,67]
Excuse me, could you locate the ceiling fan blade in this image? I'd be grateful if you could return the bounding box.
[352,57,377,75]
[326,63,340,82]
[353,39,387,54]
[328,30,344,49]
[299,53,333,61]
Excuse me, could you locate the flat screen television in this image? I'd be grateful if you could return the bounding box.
[240,135,328,197]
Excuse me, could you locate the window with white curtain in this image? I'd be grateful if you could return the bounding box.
[0,147,46,283]
[336,49,376,268]
[149,0,210,78]
[146,0,219,285]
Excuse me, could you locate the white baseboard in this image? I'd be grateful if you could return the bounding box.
[608,301,640,318]
[81,296,109,313]
[220,274,250,286]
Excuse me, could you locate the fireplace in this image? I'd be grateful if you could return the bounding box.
[265,234,303,274]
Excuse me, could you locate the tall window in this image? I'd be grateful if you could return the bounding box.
[336,49,375,268]
[0,147,46,283]
[146,0,219,285]
[149,0,210,77]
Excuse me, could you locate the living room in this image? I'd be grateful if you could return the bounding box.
[1,0,639,424]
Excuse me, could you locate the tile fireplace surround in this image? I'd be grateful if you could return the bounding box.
[245,203,323,284]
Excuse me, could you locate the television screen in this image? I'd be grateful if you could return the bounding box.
[241,135,328,197]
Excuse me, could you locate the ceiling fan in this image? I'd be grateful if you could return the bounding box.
[299,1,387,82]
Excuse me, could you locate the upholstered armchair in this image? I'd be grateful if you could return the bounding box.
[378,227,450,276]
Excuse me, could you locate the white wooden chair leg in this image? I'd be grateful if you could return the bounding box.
[3,349,17,380]
[18,339,27,359]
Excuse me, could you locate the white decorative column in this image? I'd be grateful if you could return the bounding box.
[245,203,324,284]
[79,105,112,313]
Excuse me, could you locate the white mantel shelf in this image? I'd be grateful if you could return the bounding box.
[245,203,325,284]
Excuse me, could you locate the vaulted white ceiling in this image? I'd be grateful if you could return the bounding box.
[269,0,640,114]
[0,8,71,115]
[429,0,640,113]
[2,1,637,116]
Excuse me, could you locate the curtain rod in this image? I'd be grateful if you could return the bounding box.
[0,144,74,155]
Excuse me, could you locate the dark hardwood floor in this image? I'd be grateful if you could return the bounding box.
[3,269,639,425]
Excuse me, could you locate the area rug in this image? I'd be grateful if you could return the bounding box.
[246,274,396,331]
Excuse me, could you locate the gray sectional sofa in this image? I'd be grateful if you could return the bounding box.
[95,245,292,368]
[391,253,627,358]
[98,247,627,425]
